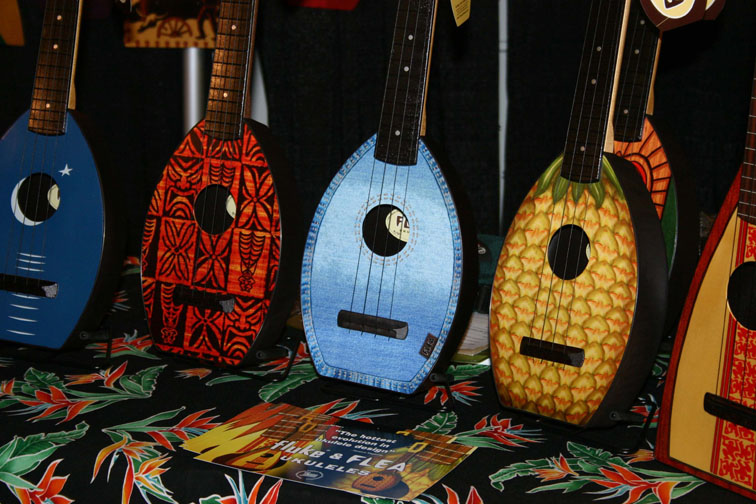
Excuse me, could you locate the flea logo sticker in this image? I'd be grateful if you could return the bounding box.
[385,209,410,242]
[296,470,324,481]
[59,164,72,176]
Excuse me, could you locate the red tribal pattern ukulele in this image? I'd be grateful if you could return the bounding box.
[141,0,300,367]
[656,59,756,499]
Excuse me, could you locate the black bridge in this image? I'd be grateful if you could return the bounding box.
[0,273,57,298]
[337,310,408,340]
[173,285,235,313]
[704,392,756,431]
[519,337,585,367]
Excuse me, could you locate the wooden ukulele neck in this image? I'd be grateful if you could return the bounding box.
[28,0,82,136]
[739,59,756,226]
[613,0,660,142]
[561,0,631,184]
[374,0,438,166]
[205,0,258,141]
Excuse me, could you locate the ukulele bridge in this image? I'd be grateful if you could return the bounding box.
[173,285,235,313]
[519,337,585,367]
[704,392,756,432]
[0,273,58,298]
[337,310,408,339]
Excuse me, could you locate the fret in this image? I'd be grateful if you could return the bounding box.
[375,0,436,166]
[561,0,628,183]
[204,0,256,141]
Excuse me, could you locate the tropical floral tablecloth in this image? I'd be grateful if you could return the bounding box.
[0,259,747,504]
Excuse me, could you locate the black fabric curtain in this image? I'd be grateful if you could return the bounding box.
[504,0,756,229]
[0,0,499,256]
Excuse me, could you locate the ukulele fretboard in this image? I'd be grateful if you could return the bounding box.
[28,0,80,136]
[613,1,658,142]
[205,0,257,140]
[375,0,436,166]
[739,67,756,226]
[562,0,628,183]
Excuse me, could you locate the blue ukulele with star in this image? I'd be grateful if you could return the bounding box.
[0,0,121,349]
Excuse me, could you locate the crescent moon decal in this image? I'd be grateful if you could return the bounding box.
[10,179,43,226]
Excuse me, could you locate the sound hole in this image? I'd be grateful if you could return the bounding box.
[728,262,756,330]
[194,184,236,235]
[547,224,591,280]
[362,204,409,257]
[15,173,59,223]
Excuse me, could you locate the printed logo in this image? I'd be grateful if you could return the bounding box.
[296,470,324,481]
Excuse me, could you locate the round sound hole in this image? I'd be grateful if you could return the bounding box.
[728,262,756,330]
[12,173,60,225]
[362,204,410,257]
[547,224,591,280]
[194,184,236,235]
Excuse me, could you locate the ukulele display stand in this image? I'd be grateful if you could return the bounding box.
[531,403,658,456]
[0,325,116,371]
[78,327,115,361]
[319,371,457,419]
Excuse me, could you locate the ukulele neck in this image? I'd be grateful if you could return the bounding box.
[374,0,438,166]
[739,60,756,226]
[205,0,258,141]
[28,0,82,136]
[561,0,631,184]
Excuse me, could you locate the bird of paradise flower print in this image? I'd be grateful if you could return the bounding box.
[489,442,704,503]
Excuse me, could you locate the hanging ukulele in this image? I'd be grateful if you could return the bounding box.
[656,59,756,499]
[141,0,301,367]
[0,0,122,349]
[488,0,668,427]
[300,0,477,394]
[612,0,698,332]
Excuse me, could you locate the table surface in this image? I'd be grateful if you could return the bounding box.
[0,259,750,504]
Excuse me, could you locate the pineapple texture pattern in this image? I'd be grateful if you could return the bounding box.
[489,156,639,425]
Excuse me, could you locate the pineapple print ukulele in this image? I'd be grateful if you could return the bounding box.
[489,0,668,427]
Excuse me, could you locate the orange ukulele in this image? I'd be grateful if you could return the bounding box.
[656,59,756,499]
[141,0,301,366]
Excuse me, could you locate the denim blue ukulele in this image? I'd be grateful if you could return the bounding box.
[301,0,477,394]
[0,0,121,348]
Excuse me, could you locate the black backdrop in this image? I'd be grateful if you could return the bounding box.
[1,0,754,254]
[504,0,756,229]
[0,0,498,256]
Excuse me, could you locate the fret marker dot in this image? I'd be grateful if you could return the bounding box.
[640,19,646,25]
[53,43,59,50]
[634,49,640,55]
[223,92,228,98]
[45,103,51,109]
[395,130,401,136]
[596,46,602,52]
[591,78,597,85]
[231,24,237,30]
[403,66,409,72]
[623,109,629,115]
[56,15,62,21]
[408,34,414,40]
[580,146,586,152]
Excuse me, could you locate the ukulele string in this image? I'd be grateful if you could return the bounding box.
[381,0,426,324]
[17,0,68,297]
[353,0,414,336]
[548,0,629,375]
[553,0,626,353]
[528,0,613,354]
[36,0,71,295]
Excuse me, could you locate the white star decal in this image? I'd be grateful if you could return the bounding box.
[59,164,72,176]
